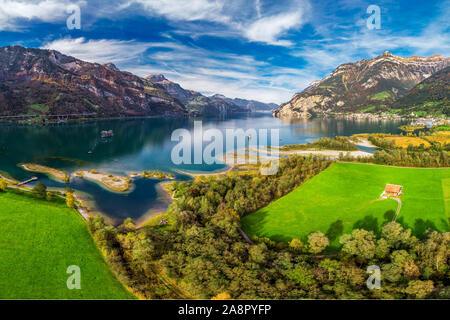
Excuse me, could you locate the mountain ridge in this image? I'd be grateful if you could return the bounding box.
[394,65,450,116]
[146,74,248,116]
[0,46,187,117]
[274,51,450,118]
[210,94,278,111]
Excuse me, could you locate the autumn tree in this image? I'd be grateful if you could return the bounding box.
[0,179,7,192]
[307,232,329,254]
[66,192,75,208]
[212,293,232,300]
[339,229,376,262]
[289,238,304,253]
[381,222,414,248]
[405,280,434,299]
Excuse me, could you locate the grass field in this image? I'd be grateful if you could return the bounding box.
[241,163,449,249]
[0,191,135,299]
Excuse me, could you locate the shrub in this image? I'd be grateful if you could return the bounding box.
[0,179,7,192]
[32,182,47,199]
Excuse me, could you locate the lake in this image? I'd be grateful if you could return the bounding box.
[0,113,407,224]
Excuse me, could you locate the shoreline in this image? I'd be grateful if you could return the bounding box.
[248,146,373,159]
[173,165,233,179]
[135,181,174,228]
[72,170,132,193]
[20,163,69,183]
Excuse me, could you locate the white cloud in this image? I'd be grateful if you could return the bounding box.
[244,11,304,46]
[132,0,226,22]
[41,36,304,103]
[127,0,310,46]
[0,0,84,30]
[42,37,153,64]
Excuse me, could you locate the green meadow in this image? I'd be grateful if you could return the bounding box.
[242,162,449,249]
[0,191,134,299]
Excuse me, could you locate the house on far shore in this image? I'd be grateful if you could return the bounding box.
[380,184,403,198]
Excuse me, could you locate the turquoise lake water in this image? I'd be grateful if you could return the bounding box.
[0,113,407,223]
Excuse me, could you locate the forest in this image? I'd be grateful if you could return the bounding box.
[86,155,449,299]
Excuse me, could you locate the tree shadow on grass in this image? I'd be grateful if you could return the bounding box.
[383,210,395,223]
[414,219,437,238]
[268,234,294,243]
[326,220,344,241]
[353,215,379,235]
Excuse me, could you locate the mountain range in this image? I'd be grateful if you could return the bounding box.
[210,94,278,112]
[0,46,186,117]
[146,75,276,115]
[0,46,275,118]
[1,46,449,120]
[273,51,450,118]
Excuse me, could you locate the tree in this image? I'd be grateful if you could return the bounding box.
[0,179,7,192]
[413,231,450,273]
[32,182,47,199]
[249,243,268,264]
[212,293,232,300]
[307,232,329,254]
[289,238,304,253]
[120,217,136,232]
[375,238,390,259]
[66,192,75,208]
[405,280,434,299]
[339,229,376,262]
[286,265,316,288]
[381,222,413,248]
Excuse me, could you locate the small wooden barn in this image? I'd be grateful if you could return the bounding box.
[383,184,403,197]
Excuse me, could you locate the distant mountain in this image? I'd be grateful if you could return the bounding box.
[146,75,247,115]
[393,66,450,116]
[0,46,187,117]
[273,51,450,118]
[210,94,278,111]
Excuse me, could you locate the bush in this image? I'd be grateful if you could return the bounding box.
[0,179,7,192]
[32,182,47,199]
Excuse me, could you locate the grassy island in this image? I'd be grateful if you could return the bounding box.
[280,136,359,152]
[20,163,70,183]
[73,170,131,193]
[130,170,175,180]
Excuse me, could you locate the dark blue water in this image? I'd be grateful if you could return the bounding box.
[0,113,407,222]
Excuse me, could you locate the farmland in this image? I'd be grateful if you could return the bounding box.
[0,191,134,299]
[241,162,449,249]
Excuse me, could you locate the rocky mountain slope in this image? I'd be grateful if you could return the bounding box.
[210,94,278,111]
[0,46,187,117]
[274,51,450,118]
[394,66,450,116]
[146,75,247,115]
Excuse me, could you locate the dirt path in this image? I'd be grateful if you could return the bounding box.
[392,198,402,222]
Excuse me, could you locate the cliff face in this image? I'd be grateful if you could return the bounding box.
[0,46,187,117]
[273,52,450,118]
[394,66,450,116]
[146,75,246,115]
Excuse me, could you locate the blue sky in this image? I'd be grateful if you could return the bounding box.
[0,0,449,103]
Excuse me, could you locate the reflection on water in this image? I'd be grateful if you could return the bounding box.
[0,113,407,222]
